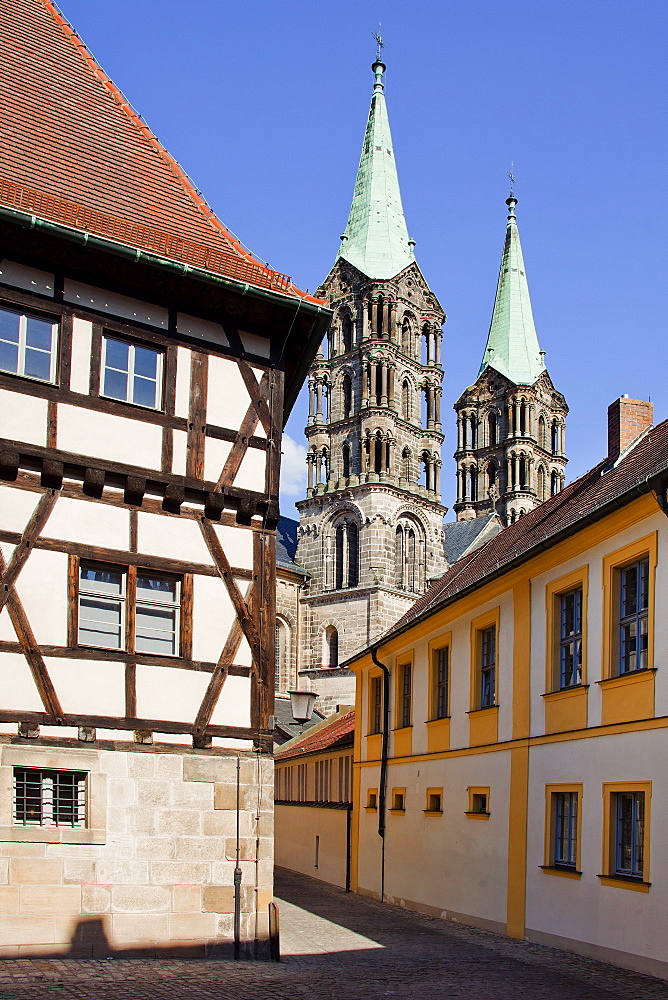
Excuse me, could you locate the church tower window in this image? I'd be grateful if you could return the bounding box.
[402,379,410,421]
[539,415,547,449]
[551,420,559,455]
[324,626,339,669]
[488,411,498,447]
[341,313,353,353]
[342,443,351,478]
[342,373,352,418]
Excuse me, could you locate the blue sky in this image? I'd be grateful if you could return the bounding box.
[57,0,668,518]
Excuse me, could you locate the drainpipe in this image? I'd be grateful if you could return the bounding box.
[371,647,390,903]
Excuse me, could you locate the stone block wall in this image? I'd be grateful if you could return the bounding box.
[0,742,273,957]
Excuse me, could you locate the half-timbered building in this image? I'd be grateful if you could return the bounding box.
[0,0,328,956]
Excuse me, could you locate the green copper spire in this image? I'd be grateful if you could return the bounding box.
[337,58,415,280]
[479,196,546,385]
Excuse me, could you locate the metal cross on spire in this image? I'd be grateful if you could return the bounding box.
[372,24,384,62]
[508,162,516,198]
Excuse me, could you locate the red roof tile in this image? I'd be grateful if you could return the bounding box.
[375,420,668,642]
[0,0,323,304]
[275,711,355,761]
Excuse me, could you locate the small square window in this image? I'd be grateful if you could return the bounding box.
[366,789,378,810]
[102,334,163,409]
[14,768,86,828]
[425,789,442,814]
[391,789,406,812]
[0,306,58,382]
[472,793,487,813]
[467,786,490,818]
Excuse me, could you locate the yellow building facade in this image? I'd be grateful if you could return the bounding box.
[348,399,668,978]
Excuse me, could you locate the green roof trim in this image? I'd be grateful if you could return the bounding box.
[479,196,545,385]
[337,60,415,280]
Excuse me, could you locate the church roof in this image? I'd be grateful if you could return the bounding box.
[0,0,322,305]
[337,60,415,280]
[443,514,501,565]
[478,196,546,385]
[275,709,355,761]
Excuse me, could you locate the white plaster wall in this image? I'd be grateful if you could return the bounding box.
[137,511,212,566]
[176,314,229,349]
[203,438,231,483]
[0,652,43,710]
[191,576,236,663]
[171,429,188,476]
[57,405,162,470]
[14,550,68,645]
[47,497,129,552]
[0,261,54,296]
[135,663,210,723]
[0,389,47,446]
[44,658,125,716]
[235,449,266,494]
[209,675,251,727]
[239,331,270,359]
[207,357,250,429]
[174,346,192,418]
[211,523,253,570]
[63,280,168,329]
[69,318,93,394]
[0,485,43,533]
[526,730,668,966]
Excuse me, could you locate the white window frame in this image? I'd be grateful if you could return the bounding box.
[101,333,164,409]
[0,305,58,383]
[78,562,126,651]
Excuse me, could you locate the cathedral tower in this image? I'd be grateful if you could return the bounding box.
[295,56,448,705]
[454,195,568,524]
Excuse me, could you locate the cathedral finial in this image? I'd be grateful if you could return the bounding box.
[506,163,517,217]
[372,25,386,89]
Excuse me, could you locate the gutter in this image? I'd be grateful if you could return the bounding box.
[343,467,668,670]
[0,205,329,317]
[371,647,390,904]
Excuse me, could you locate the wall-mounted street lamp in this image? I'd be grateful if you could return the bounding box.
[288,689,318,723]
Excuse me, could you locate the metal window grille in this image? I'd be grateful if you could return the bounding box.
[559,589,583,688]
[554,791,578,866]
[619,559,649,674]
[615,791,645,878]
[480,626,496,708]
[0,306,58,383]
[436,646,449,719]
[102,335,163,409]
[13,768,86,827]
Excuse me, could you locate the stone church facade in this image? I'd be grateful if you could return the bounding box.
[275,64,568,716]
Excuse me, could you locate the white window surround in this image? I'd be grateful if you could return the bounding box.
[0,305,58,383]
[101,334,164,410]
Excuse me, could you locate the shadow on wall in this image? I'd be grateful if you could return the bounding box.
[11,917,266,960]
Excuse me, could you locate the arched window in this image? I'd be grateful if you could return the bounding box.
[402,446,411,480]
[348,523,359,587]
[488,411,498,447]
[342,443,351,479]
[538,415,547,449]
[341,313,352,353]
[537,465,546,500]
[333,518,360,590]
[342,374,352,418]
[469,415,477,449]
[395,517,424,593]
[420,451,430,489]
[519,398,527,436]
[402,379,410,421]
[402,317,412,354]
[324,626,338,668]
[335,523,345,590]
[275,618,289,692]
[519,456,527,489]
[470,465,478,502]
[374,432,383,474]
[376,294,384,335]
[487,462,497,489]
[375,363,383,405]
[421,323,430,364]
[551,470,560,495]
[551,420,559,456]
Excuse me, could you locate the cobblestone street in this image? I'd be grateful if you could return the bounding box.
[1,868,668,999]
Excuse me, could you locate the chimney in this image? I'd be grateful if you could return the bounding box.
[607,395,653,461]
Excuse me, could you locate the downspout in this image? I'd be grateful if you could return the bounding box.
[371,647,390,904]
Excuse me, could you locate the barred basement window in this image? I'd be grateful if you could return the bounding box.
[14,768,86,828]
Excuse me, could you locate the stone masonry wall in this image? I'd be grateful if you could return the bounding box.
[0,742,273,958]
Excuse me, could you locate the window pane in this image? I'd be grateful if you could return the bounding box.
[78,597,123,648]
[80,565,123,596]
[133,344,159,379]
[24,346,52,381]
[25,316,54,353]
[103,366,129,401]
[136,574,177,605]
[0,308,20,344]
[104,338,129,372]
[0,337,19,374]
[136,605,177,655]
[132,375,158,408]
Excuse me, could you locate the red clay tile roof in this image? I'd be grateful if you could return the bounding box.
[275,711,355,761]
[0,0,323,304]
[371,419,668,644]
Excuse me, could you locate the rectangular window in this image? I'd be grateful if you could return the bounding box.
[0,306,58,383]
[615,791,645,878]
[618,559,649,674]
[399,662,412,728]
[78,561,180,656]
[13,768,86,828]
[102,334,163,409]
[466,785,490,818]
[554,791,578,867]
[425,788,442,814]
[435,645,449,719]
[559,589,583,687]
[366,788,378,810]
[391,788,406,812]
[480,626,496,708]
[370,675,382,734]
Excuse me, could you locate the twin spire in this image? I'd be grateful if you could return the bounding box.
[339,55,546,388]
